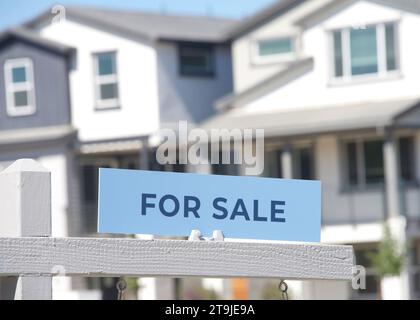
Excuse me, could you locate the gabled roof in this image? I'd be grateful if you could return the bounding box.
[0,27,75,55]
[202,98,420,138]
[225,0,306,40]
[0,125,76,148]
[295,0,420,28]
[26,6,238,43]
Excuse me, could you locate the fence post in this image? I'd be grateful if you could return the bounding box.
[0,159,52,300]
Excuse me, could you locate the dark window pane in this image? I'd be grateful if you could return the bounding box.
[385,24,397,71]
[333,31,344,77]
[350,26,378,75]
[81,165,98,203]
[258,38,293,56]
[346,142,358,185]
[264,150,282,178]
[180,45,213,76]
[14,91,28,107]
[364,140,384,184]
[212,151,239,176]
[12,66,26,83]
[100,83,118,100]
[294,147,314,180]
[399,137,415,182]
[97,52,116,75]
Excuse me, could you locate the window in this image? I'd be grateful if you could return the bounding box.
[4,58,36,116]
[252,36,296,64]
[262,146,314,179]
[258,38,293,56]
[212,151,240,176]
[93,52,119,109]
[263,149,283,178]
[293,146,315,180]
[344,137,415,188]
[332,22,399,80]
[179,44,214,77]
[399,137,415,182]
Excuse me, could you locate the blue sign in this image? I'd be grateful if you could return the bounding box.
[98,169,321,242]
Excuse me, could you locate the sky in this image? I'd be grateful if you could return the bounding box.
[0,0,277,31]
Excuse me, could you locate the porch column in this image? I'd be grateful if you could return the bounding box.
[383,130,401,218]
[382,130,409,300]
[281,143,293,179]
[139,139,149,170]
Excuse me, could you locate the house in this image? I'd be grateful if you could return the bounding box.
[203,0,420,299]
[0,7,236,299]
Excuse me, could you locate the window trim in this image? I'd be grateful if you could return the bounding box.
[4,58,36,116]
[328,21,401,85]
[341,135,417,191]
[92,51,120,110]
[251,35,297,65]
[178,43,215,78]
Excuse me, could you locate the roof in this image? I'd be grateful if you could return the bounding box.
[0,125,77,147]
[225,0,306,39]
[0,27,75,55]
[295,0,420,28]
[26,6,238,43]
[202,98,420,138]
[216,58,314,110]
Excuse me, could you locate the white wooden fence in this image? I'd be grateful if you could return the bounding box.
[0,159,354,300]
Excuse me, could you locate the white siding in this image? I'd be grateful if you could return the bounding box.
[232,0,332,92]
[37,19,160,142]
[243,1,420,113]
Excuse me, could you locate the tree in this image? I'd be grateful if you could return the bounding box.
[369,223,406,298]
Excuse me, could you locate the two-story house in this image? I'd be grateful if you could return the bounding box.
[0,7,237,299]
[203,0,420,299]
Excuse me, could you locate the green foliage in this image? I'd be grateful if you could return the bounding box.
[369,224,405,278]
[124,277,140,291]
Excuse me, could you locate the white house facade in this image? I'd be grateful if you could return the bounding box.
[204,0,420,299]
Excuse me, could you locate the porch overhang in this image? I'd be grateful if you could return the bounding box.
[0,125,77,149]
[202,98,420,139]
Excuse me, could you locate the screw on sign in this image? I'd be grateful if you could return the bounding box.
[279,280,289,300]
[116,278,127,300]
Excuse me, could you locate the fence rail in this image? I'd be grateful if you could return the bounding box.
[0,159,354,300]
[0,237,353,279]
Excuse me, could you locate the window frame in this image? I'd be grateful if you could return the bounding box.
[92,51,120,110]
[342,137,385,189]
[4,58,36,116]
[341,135,417,190]
[292,144,316,180]
[328,21,401,85]
[251,35,297,65]
[178,43,215,78]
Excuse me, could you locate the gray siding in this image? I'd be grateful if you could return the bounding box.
[0,39,71,131]
[157,42,233,125]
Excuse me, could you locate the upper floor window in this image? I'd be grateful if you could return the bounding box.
[93,51,119,109]
[332,22,399,81]
[343,137,415,188]
[4,58,36,116]
[179,44,214,77]
[252,36,296,65]
[258,38,293,56]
